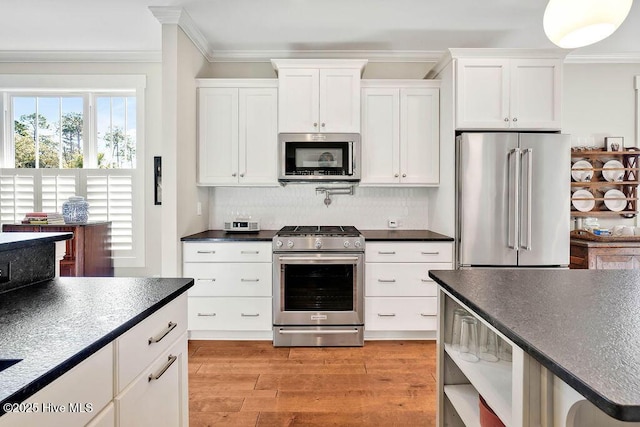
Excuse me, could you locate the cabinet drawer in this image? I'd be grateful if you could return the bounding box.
[115,332,187,427]
[188,297,272,331]
[365,297,437,331]
[365,242,452,263]
[183,242,271,263]
[184,263,272,297]
[365,262,451,297]
[117,293,187,393]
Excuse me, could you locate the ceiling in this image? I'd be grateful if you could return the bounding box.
[1,0,639,62]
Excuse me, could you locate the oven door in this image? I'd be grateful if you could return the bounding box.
[273,252,364,326]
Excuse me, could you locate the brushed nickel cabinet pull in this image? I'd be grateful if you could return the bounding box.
[421,251,440,255]
[148,354,177,382]
[421,278,432,282]
[197,312,216,317]
[377,279,396,283]
[197,250,215,254]
[148,321,177,345]
[241,313,260,317]
[241,278,260,282]
[378,251,396,255]
[420,313,431,317]
[377,313,396,317]
[198,278,216,282]
[241,250,259,254]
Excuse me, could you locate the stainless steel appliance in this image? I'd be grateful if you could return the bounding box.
[457,132,570,268]
[278,133,360,183]
[272,226,364,346]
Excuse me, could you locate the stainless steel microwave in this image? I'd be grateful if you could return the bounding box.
[278,133,361,183]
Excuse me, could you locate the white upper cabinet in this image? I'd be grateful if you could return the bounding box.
[455,53,563,130]
[197,80,278,186]
[272,59,367,133]
[361,81,440,186]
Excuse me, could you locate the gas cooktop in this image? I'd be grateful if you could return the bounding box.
[276,225,361,237]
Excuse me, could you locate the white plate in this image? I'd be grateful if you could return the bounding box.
[604,189,626,212]
[602,160,625,182]
[571,190,595,212]
[571,160,593,182]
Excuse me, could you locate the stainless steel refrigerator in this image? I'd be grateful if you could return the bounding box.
[457,132,570,268]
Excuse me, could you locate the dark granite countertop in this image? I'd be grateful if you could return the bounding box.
[181,229,453,242]
[360,229,453,241]
[429,269,640,421]
[0,277,193,414]
[181,230,278,241]
[0,232,72,253]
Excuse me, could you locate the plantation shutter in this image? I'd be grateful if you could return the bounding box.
[41,172,78,213]
[0,173,35,224]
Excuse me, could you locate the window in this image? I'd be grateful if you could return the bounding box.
[0,75,145,268]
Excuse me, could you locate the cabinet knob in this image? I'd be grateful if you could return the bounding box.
[512,117,518,122]
[394,174,399,178]
[504,118,509,122]
[321,123,326,127]
[232,173,237,177]
[402,173,406,178]
[313,122,318,127]
[240,173,245,177]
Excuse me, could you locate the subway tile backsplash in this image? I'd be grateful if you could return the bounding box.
[209,186,429,230]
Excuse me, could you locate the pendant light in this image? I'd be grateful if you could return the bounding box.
[543,0,633,48]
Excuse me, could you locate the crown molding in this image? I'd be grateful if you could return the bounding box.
[564,52,640,64]
[208,49,444,63]
[149,6,213,62]
[0,50,161,63]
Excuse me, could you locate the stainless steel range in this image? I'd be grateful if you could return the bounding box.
[272,226,364,347]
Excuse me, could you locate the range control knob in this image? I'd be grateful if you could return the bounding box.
[287,240,294,248]
[315,239,322,249]
[354,240,362,248]
[343,240,351,248]
[275,240,283,248]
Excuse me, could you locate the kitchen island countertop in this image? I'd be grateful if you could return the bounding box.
[0,232,72,252]
[429,269,640,421]
[0,277,193,414]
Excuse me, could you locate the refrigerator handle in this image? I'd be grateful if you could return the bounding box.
[521,148,533,251]
[508,148,519,250]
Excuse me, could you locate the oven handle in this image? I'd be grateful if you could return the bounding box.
[277,256,360,263]
[278,329,360,335]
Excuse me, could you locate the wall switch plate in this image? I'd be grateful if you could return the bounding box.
[0,262,11,283]
[388,219,398,228]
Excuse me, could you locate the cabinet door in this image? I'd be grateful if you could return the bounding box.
[456,58,510,130]
[593,253,640,270]
[278,68,319,132]
[400,88,440,185]
[509,59,562,130]
[197,88,239,184]
[238,88,278,185]
[360,88,400,184]
[320,68,361,133]
[116,332,188,427]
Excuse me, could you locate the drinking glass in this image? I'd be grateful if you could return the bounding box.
[478,323,499,362]
[451,308,468,350]
[458,316,479,362]
[498,336,513,362]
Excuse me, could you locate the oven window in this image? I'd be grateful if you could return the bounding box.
[285,142,350,175]
[282,264,354,311]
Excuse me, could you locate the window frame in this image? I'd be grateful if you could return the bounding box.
[0,75,146,268]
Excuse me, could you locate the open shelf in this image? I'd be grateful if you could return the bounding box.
[444,343,512,426]
[444,384,481,427]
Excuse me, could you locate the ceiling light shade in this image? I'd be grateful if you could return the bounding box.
[543,0,633,48]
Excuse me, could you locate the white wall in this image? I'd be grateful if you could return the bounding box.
[160,25,210,276]
[563,63,640,228]
[0,61,163,277]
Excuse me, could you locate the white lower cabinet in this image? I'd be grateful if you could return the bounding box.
[0,293,189,427]
[364,241,453,340]
[183,241,273,340]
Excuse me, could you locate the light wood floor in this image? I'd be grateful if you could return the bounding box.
[188,340,437,426]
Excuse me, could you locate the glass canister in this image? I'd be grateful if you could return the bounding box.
[62,196,89,224]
